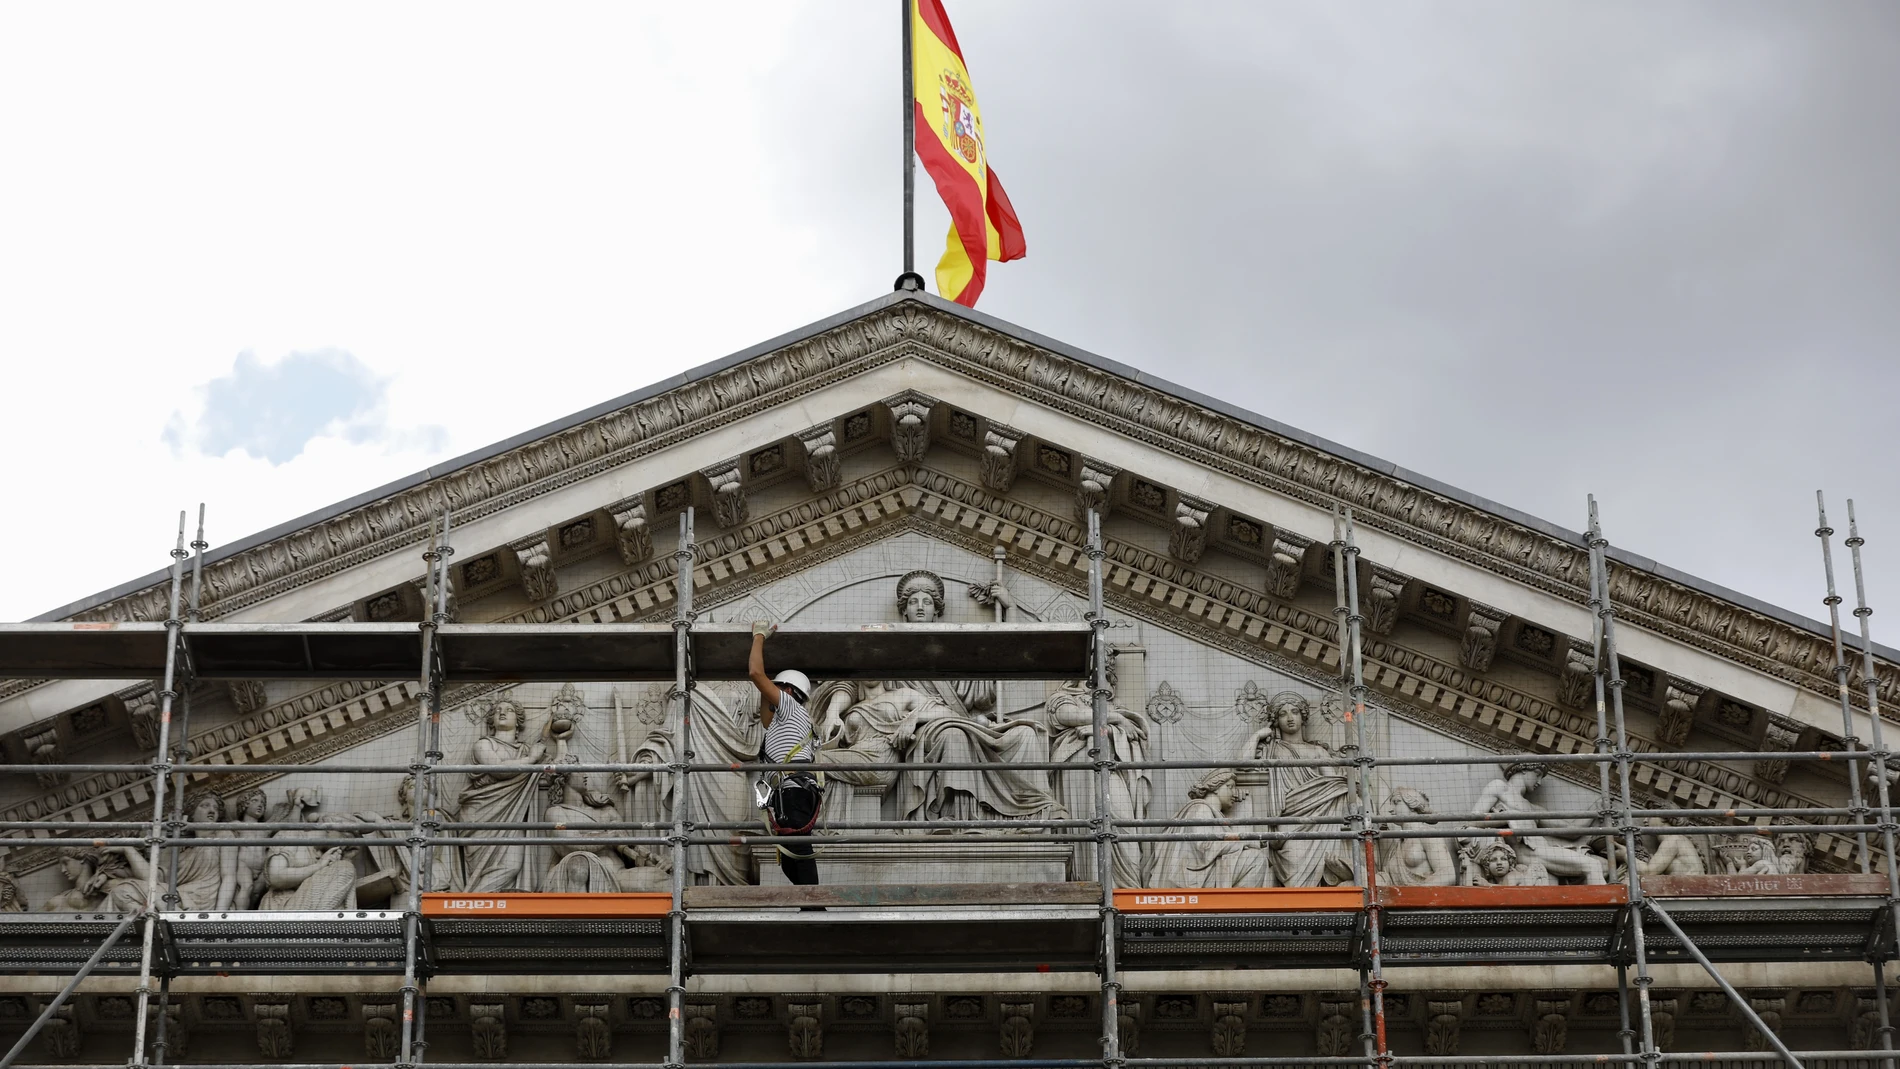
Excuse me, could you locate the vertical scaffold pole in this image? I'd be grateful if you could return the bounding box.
[1342,510,1387,1069]
[129,512,189,1069]
[153,505,206,1067]
[401,513,449,1069]
[1586,498,1658,1068]
[1333,512,1375,1067]
[1086,509,1123,1069]
[1846,500,1899,1062]
[419,508,453,1068]
[1585,502,1635,1062]
[1819,493,1874,873]
[1593,498,1804,1069]
[666,508,697,1069]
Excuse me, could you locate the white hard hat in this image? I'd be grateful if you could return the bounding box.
[772,669,812,701]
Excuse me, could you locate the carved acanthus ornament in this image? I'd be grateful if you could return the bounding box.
[1650,995,1677,1051]
[1558,639,1597,710]
[684,1002,719,1059]
[228,680,268,715]
[1076,457,1118,523]
[1314,998,1353,1058]
[471,1002,508,1059]
[893,1001,929,1058]
[24,727,63,789]
[1424,996,1463,1054]
[799,426,841,493]
[999,999,1035,1057]
[513,538,557,602]
[1263,530,1313,600]
[1659,677,1707,748]
[363,1002,400,1059]
[701,460,748,530]
[787,1000,824,1059]
[608,499,653,565]
[1364,565,1407,635]
[1742,995,1786,1053]
[1210,1000,1248,1057]
[1116,1002,1142,1057]
[979,424,1022,492]
[575,1000,612,1061]
[888,396,932,462]
[1531,997,1569,1054]
[1170,496,1212,565]
[1459,603,1507,673]
[1758,716,1803,785]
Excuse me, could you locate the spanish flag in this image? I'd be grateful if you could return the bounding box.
[912,0,1025,307]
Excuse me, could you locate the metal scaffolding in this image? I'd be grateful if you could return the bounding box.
[0,498,1894,1069]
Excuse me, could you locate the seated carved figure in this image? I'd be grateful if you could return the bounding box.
[1470,762,1608,884]
[811,571,1063,828]
[1151,769,1272,889]
[1378,787,1457,887]
[259,789,359,911]
[544,771,671,892]
[1615,817,1706,879]
[44,847,145,913]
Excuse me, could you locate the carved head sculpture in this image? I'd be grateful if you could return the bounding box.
[183,789,225,825]
[237,789,269,821]
[284,787,324,823]
[1387,786,1432,818]
[485,699,526,735]
[896,571,947,622]
[1188,768,1245,810]
[1739,837,1772,869]
[0,868,22,911]
[1500,761,1546,787]
[57,846,102,885]
[1473,839,1519,882]
[1774,831,1812,875]
[1268,692,1310,740]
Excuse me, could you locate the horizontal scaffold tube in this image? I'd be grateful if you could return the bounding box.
[0,748,1877,778]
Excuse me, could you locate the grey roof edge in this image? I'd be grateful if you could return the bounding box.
[30,290,1899,668]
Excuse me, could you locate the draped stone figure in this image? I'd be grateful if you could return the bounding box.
[812,571,1063,827]
[45,846,145,913]
[355,777,462,899]
[1151,769,1272,888]
[1048,675,1152,886]
[622,686,763,886]
[259,789,359,910]
[145,789,241,910]
[544,771,670,892]
[453,697,552,893]
[1239,693,1356,887]
[1470,763,1608,884]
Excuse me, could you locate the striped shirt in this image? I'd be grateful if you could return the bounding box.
[762,690,815,764]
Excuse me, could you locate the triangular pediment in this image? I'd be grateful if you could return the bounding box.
[4,292,1895,881]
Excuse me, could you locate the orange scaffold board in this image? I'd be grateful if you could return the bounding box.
[421,892,672,918]
[1114,887,1365,913]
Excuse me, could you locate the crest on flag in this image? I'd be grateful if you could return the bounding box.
[937,70,982,165]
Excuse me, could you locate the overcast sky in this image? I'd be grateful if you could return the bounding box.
[1,2,1894,635]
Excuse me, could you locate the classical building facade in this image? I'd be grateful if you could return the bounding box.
[2,291,1898,1065]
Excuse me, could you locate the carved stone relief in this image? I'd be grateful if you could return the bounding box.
[1364,565,1407,635]
[1459,603,1507,674]
[979,424,1022,493]
[798,427,841,494]
[1263,530,1312,600]
[887,397,932,463]
[702,460,748,530]
[1169,496,1212,565]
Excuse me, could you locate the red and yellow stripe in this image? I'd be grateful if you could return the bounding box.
[913,0,1024,307]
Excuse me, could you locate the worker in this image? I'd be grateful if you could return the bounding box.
[748,620,822,888]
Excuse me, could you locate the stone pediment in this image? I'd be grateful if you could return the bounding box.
[0,462,1875,882]
[3,292,1894,855]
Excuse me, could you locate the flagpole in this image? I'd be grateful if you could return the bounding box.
[899,0,919,288]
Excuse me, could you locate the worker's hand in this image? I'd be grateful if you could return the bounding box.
[751,620,776,639]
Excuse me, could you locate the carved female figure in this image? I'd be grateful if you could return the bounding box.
[1239,693,1355,887]
[1378,787,1457,887]
[44,847,145,913]
[104,790,237,911]
[1461,838,1551,887]
[1150,769,1272,889]
[813,571,1063,826]
[454,698,551,893]
[1048,672,1151,886]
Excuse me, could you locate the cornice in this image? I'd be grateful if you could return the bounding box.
[11,300,1892,722]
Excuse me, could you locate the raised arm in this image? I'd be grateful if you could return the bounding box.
[748,621,782,727]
